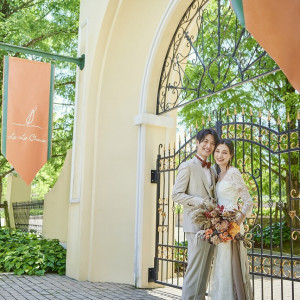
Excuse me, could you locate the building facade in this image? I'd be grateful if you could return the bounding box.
[66,0,186,288]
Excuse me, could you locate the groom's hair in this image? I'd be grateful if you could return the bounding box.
[196,129,219,144]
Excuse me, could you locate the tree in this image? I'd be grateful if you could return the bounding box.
[0,0,80,204]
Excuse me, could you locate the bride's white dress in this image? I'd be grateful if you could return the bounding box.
[208,167,254,300]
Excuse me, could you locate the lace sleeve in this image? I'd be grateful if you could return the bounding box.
[227,168,253,217]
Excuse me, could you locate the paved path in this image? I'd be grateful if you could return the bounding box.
[0,273,299,299]
[0,273,181,300]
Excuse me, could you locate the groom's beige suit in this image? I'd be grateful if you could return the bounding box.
[172,156,217,300]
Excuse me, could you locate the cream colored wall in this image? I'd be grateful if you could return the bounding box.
[6,175,31,228]
[42,149,72,243]
[67,0,120,282]
[67,0,190,287]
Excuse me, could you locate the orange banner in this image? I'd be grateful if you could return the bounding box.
[2,56,54,185]
[232,0,300,92]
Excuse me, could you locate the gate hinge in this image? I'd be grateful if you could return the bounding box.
[148,267,156,282]
[151,170,158,183]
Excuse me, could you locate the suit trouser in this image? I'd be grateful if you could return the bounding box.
[182,233,215,300]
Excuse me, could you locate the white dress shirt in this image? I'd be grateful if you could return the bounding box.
[196,154,212,187]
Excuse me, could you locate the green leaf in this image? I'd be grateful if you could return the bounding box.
[0,228,66,276]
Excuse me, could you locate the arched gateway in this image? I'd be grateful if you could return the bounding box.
[152,1,300,299]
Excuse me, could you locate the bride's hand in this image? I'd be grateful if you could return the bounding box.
[236,212,246,226]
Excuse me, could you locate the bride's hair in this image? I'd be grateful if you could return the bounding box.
[214,139,234,172]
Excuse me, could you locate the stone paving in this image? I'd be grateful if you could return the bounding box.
[0,273,181,300]
[0,273,299,299]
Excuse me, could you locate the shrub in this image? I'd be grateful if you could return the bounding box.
[252,222,291,247]
[253,207,276,217]
[0,228,66,275]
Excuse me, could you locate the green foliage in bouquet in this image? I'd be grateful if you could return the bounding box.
[252,222,291,247]
[0,228,66,275]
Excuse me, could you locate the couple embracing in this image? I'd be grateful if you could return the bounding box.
[172,129,254,300]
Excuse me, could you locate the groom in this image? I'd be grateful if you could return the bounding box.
[172,128,219,300]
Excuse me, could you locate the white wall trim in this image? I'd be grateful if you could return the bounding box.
[69,18,88,204]
[134,113,174,128]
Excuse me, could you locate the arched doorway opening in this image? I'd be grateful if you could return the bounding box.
[153,1,300,299]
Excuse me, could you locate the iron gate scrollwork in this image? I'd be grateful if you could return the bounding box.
[157,0,279,115]
[153,109,300,300]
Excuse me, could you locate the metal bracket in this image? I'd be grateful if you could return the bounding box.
[148,268,156,282]
[151,170,158,183]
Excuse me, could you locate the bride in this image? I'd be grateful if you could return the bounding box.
[209,139,254,300]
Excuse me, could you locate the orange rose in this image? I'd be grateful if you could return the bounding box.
[219,232,232,242]
[205,228,213,239]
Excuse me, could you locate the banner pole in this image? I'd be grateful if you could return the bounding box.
[0,42,85,70]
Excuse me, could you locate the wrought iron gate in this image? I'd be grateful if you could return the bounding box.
[153,109,300,300]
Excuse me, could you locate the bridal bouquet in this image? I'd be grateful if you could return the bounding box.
[192,200,252,247]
